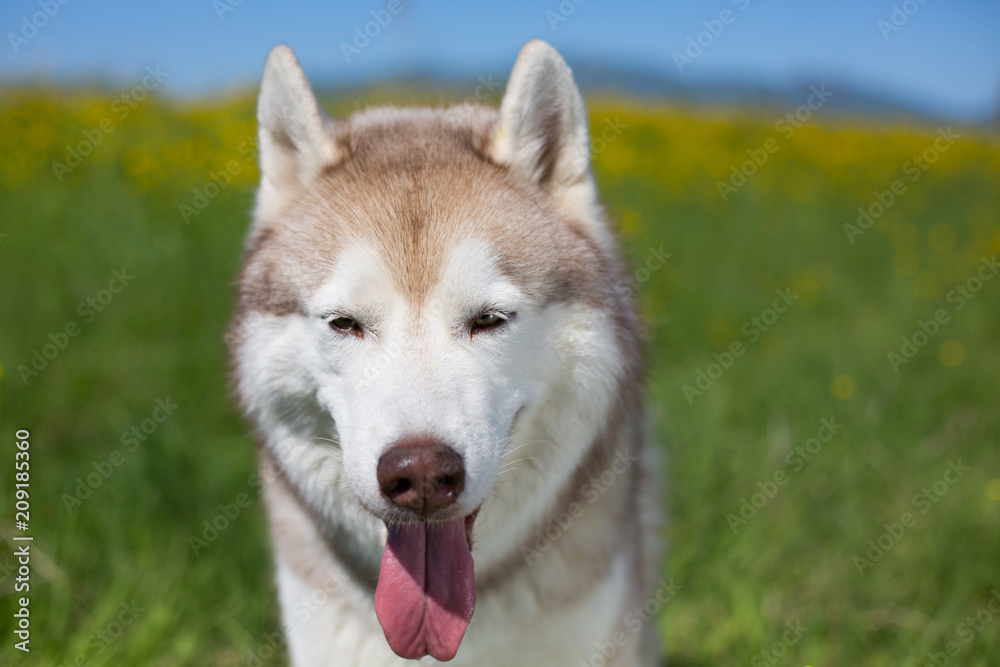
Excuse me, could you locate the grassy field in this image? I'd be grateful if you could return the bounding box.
[1,86,998,666]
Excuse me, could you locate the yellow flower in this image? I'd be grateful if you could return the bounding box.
[830,375,855,400]
[939,340,965,368]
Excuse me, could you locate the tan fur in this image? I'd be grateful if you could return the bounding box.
[241,106,623,317]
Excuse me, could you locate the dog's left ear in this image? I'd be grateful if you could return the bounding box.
[255,44,345,222]
[490,40,592,201]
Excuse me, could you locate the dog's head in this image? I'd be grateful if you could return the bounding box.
[233,40,635,661]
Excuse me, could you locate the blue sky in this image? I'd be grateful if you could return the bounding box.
[1,0,997,121]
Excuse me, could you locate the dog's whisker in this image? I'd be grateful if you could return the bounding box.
[483,489,511,509]
[501,454,538,465]
[308,465,344,475]
[310,436,342,446]
[499,456,538,473]
[501,439,547,457]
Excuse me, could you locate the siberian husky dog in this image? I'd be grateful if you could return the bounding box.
[231,39,661,666]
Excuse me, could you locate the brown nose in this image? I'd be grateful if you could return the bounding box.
[377,440,465,514]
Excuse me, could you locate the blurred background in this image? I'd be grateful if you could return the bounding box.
[1,1,998,665]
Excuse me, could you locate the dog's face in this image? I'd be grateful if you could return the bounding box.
[234,40,629,660]
[289,169,564,528]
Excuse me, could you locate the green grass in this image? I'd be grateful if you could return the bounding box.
[1,90,998,666]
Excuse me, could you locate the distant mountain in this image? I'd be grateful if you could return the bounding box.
[568,61,951,123]
[313,59,995,127]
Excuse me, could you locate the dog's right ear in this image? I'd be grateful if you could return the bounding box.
[255,45,344,221]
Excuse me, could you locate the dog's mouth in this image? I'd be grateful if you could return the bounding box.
[374,510,479,661]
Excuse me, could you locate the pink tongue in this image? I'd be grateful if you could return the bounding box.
[374,519,476,661]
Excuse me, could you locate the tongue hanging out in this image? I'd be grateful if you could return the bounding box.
[374,518,476,661]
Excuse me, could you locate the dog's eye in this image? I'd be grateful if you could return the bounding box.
[471,312,509,333]
[329,316,361,335]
